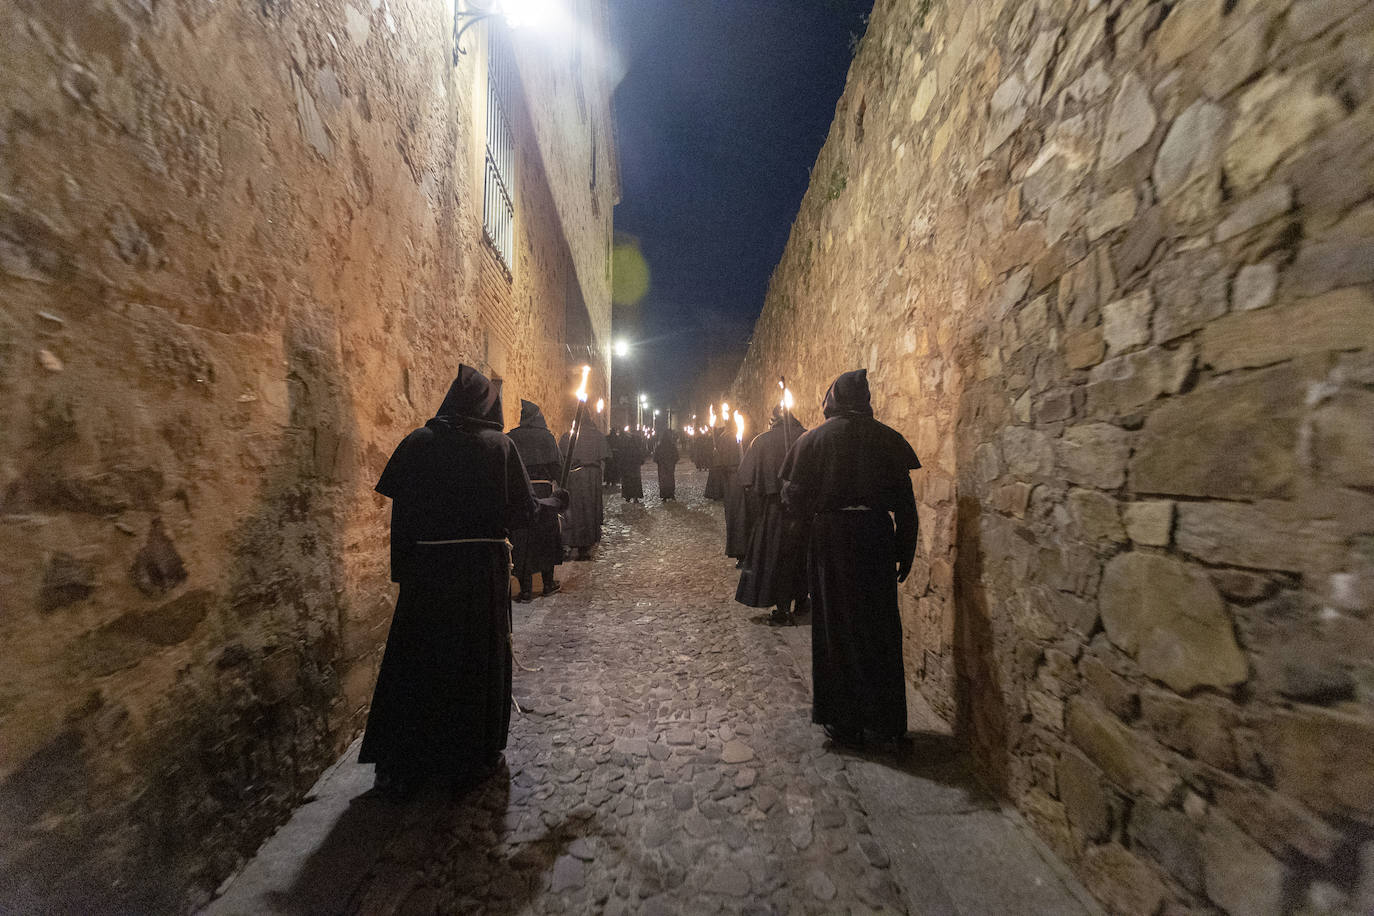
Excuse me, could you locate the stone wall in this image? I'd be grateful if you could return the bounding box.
[735,0,1374,912]
[0,0,615,910]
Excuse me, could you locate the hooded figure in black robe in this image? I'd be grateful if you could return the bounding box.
[735,406,808,619]
[604,428,622,487]
[559,417,610,558]
[691,432,710,470]
[653,430,680,500]
[721,429,751,563]
[780,369,920,747]
[361,365,537,792]
[704,426,735,500]
[507,399,566,601]
[615,430,647,502]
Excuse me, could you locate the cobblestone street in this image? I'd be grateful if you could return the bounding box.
[209,464,1097,916]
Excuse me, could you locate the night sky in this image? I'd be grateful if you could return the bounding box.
[608,0,873,410]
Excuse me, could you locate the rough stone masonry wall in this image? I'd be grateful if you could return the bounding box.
[0,0,614,911]
[736,0,1374,912]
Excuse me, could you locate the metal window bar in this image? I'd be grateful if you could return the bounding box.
[483,28,515,272]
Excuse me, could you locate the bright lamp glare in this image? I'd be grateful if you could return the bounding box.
[497,0,559,29]
[614,339,629,358]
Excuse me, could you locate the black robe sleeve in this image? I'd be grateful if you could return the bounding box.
[891,474,918,582]
[504,440,538,533]
[377,431,425,583]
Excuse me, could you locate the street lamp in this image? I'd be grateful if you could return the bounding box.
[614,339,629,358]
[453,0,563,60]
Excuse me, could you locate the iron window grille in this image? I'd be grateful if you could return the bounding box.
[484,27,515,273]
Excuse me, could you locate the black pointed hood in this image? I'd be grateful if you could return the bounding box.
[518,398,550,430]
[508,397,561,468]
[821,369,873,419]
[432,365,503,429]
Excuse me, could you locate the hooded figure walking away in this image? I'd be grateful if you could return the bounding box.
[615,428,647,502]
[703,425,732,500]
[560,417,610,559]
[361,366,537,796]
[722,432,751,566]
[780,369,920,749]
[653,430,680,500]
[507,399,567,602]
[604,428,622,488]
[735,405,808,623]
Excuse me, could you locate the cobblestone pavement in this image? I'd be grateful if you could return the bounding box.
[208,463,1097,916]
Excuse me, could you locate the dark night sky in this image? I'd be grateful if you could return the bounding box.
[608,0,873,409]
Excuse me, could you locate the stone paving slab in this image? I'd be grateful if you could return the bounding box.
[204,464,1098,915]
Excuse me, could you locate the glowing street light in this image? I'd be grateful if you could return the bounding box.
[614,339,629,358]
[453,0,568,60]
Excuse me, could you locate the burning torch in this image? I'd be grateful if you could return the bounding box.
[779,376,796,453]
[559,365,591,489]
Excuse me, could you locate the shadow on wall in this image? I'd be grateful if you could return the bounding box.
[0,307,366,913]
[193,306,366,901]
[952,494,1010,796]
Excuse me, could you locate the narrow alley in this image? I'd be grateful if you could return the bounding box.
[209,465,1096,916]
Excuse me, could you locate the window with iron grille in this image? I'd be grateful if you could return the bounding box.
[483,27,515,273]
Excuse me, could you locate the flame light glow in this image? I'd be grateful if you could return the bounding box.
[595,398,604,414]
[734,411,745,443]
[708,406,717,428]
[575,365,590,403]
[782,388,794,411]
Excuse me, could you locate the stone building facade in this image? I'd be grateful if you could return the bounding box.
[0,0,616,910]
[735,0,1374,912]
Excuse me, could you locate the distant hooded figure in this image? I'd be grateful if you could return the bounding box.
[735,405,808,621]
[559,416,611,559]
[780,369,920,748]
[604,428,622,488]
[361,365,538,795]
[720,429,751,563]
[507,400,567,602]
[653,430,680,500]
[615,428,647,502]
[703,426,732,500]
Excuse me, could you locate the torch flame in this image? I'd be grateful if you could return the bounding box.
[575,365,590,403]
[734,411,745,443]
[595,398,604,414]
[782,387,794,411]
[708,406,717,428]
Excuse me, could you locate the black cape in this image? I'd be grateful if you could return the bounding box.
[615,434,646,501]
[361,365,537,777]
[704,428,739,500]
[507,400,563,585]
[507,399,562,471]
[654,433,680,499]
[780,369,920,738]
[735,412,807,608]
[559,423,610,547]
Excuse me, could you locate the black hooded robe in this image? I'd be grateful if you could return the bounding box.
[360,366,537,778]
[604,430,622,487]
[653,432,680,499]
[559,423,610,548]
[703,428,731,500]
[616,433,647,501]
[719,434,751,559]
[780,369,920,740]
[507,399,564,591]
[735,411,808,609]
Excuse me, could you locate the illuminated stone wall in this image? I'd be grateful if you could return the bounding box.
[0,0,615,909]
[736,0,1374,911]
